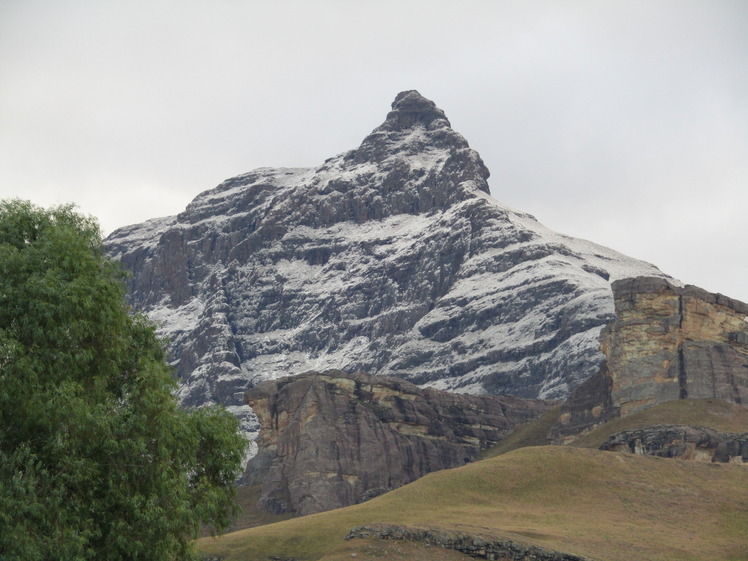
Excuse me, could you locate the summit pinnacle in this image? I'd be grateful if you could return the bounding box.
[350,91,490,190]
[379,90,451,132]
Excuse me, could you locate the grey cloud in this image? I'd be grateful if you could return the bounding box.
[1,0,746,301]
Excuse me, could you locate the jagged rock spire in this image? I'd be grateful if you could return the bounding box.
[378,90,451,132]
[348,91,490,192]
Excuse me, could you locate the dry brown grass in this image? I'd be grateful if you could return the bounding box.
[480,405,560,459]
[198,445,748,561]
[319,536,471,561]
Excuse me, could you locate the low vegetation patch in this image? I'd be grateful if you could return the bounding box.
[319,536,472,561]
[202,484,294,537]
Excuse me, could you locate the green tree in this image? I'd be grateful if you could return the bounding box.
[0,200,247,560]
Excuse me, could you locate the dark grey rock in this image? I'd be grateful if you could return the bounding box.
[600,425,748,463]
[245,370,550,516]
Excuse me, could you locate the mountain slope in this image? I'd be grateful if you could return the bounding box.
[197,446,748,561]
[105,91,671,435]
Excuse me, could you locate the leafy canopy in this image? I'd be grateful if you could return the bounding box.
[0,200,247,561]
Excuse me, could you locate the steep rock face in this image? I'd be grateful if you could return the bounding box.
[604,277,748,415]
[552,277,748,441]
[600,425,748,463]
[244,370,549,516]
[105,91,669,437]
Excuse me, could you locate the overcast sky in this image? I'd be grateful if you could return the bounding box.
[1,1,746,302]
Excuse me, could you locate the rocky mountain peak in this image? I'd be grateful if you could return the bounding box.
[379,89,451,132]
[106,91,674,449]
[346,91,490,192]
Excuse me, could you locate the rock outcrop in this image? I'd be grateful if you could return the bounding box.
[105,91,669,439]
[346,525,591,561]
[552,277,748,441]
[600,425,748,463]
[604,277,748,414]
[244,370,549,516]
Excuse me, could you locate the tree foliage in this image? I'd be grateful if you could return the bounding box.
[0,200,247,560]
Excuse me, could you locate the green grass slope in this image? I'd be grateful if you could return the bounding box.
[480,405,560,459]
[198,445,748,561]
[318,536,479,561]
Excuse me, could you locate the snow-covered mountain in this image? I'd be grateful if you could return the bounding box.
[105,90,672,435]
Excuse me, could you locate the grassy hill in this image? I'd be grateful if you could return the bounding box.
[198,444,748,561]
[479,405,561,459]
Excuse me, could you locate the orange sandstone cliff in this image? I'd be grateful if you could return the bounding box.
[552,277,748,442]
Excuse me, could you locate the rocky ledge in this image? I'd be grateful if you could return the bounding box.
[346,525,592,561]
[600,425,748,463]
[244,370,549,516]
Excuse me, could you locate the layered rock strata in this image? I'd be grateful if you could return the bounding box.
[552,277,748,441]
[244,370,549,516]
[600,425,748,463]
[605,277,748,414]
[105,91,669,438]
